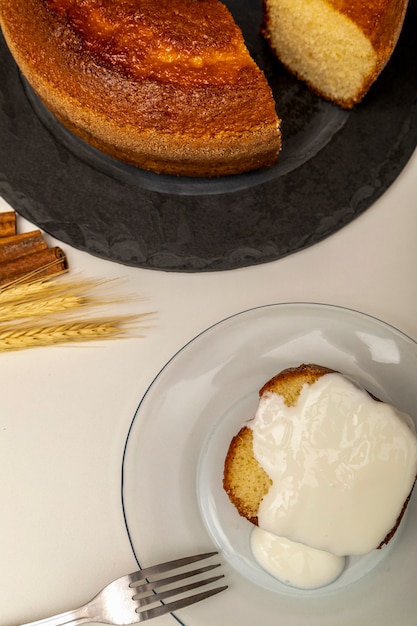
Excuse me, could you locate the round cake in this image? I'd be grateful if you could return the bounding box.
[0,0,281,177]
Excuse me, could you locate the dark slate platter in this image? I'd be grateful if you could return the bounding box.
[0,2,416,272]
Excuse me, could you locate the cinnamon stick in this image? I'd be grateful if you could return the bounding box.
[0,211,17,238]
[0,230,47,264]
[0,247,68,287]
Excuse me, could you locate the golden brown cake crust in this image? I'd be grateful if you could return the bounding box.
[223,363,416,548]
[0,0,281,176]
[328,0,408,54]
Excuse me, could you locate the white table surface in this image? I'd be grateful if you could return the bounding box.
[0,145,416,626]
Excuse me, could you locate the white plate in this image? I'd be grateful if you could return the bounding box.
[122,303,417,626]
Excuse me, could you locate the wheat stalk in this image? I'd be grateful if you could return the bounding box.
[0,276,142,320]
[0,274,154,351]
[0,316,144,352]
[0,276,127,304]
[0,294,88,322]
[0,276,67,303]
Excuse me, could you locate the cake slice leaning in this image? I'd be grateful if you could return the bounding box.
[262,0,409,108]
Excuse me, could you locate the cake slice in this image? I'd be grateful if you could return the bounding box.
[262,0,409,108]
[224,364,417,554]
[0,0,281,177]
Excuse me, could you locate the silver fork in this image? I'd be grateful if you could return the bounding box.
[18,552,227,626]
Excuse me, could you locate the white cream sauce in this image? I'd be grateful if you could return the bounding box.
[248,373,417,587]
[251,527,345,589]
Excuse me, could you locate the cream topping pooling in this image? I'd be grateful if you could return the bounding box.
[249,373,417,556]
[251,527,345,589]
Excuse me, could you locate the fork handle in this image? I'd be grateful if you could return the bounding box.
[20,604,91,626]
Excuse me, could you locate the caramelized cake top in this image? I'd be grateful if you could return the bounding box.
[44,0,256,86]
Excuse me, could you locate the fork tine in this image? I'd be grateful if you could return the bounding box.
[129,552,218,585]
[131,563,221,593]
[137,585,228,622]
[135,574,225,608]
